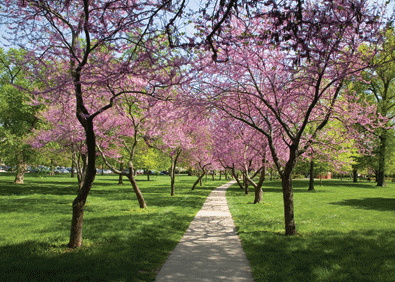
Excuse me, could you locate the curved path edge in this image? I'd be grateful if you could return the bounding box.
[155,180,254,282]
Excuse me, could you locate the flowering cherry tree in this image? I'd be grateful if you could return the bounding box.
[1,0,188,248]
[198,0,383,235]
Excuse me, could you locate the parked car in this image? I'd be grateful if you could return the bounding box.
[160,170,169,175]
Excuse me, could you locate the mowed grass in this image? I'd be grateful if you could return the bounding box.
[0,173,229,282]
[227,179,395,282]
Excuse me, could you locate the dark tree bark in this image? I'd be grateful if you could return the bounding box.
[169,150,181,196]
[69,118,96,248]
[245,164,265,204]
[97,145,146,209]
[231,168,244,189]
[308,159,315,191]
[126,162,146,209]
[253,172,264,204]
[76,154,87,191]
[243,173,249,195]
[353,168,358,183]
[281,157,296,236]
[71,158,75,178]
[192,171,206,190]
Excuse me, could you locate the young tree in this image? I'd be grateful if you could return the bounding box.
[96,95,166,209]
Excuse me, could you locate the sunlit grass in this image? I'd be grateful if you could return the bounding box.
[227,179,395,282]
[0,173,229,282]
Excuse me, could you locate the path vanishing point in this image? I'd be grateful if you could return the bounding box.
[155,180,254,282]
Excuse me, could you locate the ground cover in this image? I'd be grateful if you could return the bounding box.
[227,179,395,282]
[0,173,229,282]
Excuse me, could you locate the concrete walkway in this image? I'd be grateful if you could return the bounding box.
[155,180,254,282]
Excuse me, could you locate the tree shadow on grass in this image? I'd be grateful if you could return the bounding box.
[0,211,194,282]
[321,181,379,189]
[0,182,77,196]
[240,229,395,282]
[254,180,380,193]
[330,197,395,212]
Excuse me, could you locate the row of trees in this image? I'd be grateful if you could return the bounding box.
[0,0,393,247]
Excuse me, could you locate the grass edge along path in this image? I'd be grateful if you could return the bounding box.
[0,173,230,282]
[227,179,395,282]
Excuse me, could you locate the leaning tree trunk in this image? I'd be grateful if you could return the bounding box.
[377,131,387,187]
[254,167,265,204]
[126,166,146,209]
[14,161,26,184]
[308,159,315,191]
[68,118,96,248]
[192,171,206,190]
[232,172,244,190]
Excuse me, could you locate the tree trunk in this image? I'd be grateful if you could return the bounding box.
[126,172,146,209]
[254,167,265,204]
[308,159,315,191]
[219,171,222,180]
[281,153,297,236]
[76,154,87,191]
[50,159,55,176]
[377,131,387,187]
[68,119,96,249]
[232,169,244,189]
[71,159,75,178]
[170,173,175,196]
[353,168,358,183]
[14,162,26,184]
[118,162,123,185]
[192,172,206,190]
[243,173,249,195]
[212,171,215,181]
[101,164,104,175]
[147,171,150,181]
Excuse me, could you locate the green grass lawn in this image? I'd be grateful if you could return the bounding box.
[227,179,395,282]
[0,173,229,282]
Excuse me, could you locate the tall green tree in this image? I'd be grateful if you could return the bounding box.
[0,48,42,183]
[353,29,395,186]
